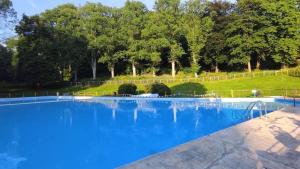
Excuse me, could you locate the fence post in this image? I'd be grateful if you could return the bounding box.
[231,90,234,98]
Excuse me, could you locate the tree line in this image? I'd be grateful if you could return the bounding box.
[0,0,299,85]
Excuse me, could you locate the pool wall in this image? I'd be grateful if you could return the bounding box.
[0,96,276,102]
[0,95,292,103]
[0,96,299,106]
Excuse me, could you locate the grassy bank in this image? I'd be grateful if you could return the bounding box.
[67,75,300,97]
[1,74,300,98]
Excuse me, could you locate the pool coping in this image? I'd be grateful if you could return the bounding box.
[118,106,300,169]
[0,95,287,102]
[1,96,299,107]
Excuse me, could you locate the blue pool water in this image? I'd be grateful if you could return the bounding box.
[0,98,286,169]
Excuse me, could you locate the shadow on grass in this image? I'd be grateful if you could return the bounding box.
[171,82,207,95]
[0,78,110,97]
[42,76,113,95]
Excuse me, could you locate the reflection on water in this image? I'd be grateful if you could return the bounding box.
[85,99,286,123]
[0,127,26,169]
[0,153,26,169]
[0,99,287,169]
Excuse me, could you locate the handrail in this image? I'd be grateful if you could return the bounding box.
[246,100,267,119]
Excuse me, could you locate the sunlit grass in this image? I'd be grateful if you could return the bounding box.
[73,75,300,97]
[2,74,300,98]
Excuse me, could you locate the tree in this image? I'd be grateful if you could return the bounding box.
[144,38,169,76]
[170,42,185,77]
[268,0,300,68]
[226,0,300,71]
[0,0,17,42]
[183,0,213,77]
[3,0,299,83]
[120,1,148,77]
[226,0,268,72]
[15,15,61,84]
[203,33,227,72]
[42,4,87,81]
[5,37,18,79]
[99,8,127,78]
[79,3,110,80]
[202,0,234,72]
[142,12,170,76]
[0,44,12,81]
[154,0,185,77]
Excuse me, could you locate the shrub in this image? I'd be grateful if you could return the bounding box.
[145,82,171,96]
[118,83,137,95]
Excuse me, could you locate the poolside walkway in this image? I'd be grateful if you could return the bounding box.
[120,107,300,169]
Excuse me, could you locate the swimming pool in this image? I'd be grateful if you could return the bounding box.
[0,97,291,169]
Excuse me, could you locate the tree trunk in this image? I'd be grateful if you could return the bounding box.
[215,63,219,73]
[192,53,198,78]
[247,61,252,73]
[91,56,97,80]
[194,72,198,78]
[171,61,176,78]
[132,62,136,77]
[152,69,156,77]
[60,66,64,81]
[256,59,260,70]
[68,64,72,81]
[194,68,198,77]
[111,65,115,78]
[74,70,78,82]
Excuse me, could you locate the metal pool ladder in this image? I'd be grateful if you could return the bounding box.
[245,100,268,119]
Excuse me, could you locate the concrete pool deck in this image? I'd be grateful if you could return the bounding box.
[120,107,300,169]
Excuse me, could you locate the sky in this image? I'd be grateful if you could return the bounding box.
[12,0,155,17]
[12,0,236,17]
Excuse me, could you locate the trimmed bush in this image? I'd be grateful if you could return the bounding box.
[145,82,171,96]
[118,83,137,95]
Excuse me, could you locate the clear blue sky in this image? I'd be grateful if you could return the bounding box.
[12,0,236,17]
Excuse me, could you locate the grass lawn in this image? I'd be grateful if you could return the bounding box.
[1,75,300,98]
[67,75,300,97]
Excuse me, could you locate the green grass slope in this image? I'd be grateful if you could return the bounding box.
[69,75,300,97]
[1,75,300,98]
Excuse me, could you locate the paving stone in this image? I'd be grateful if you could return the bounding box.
[120,107,300,169]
